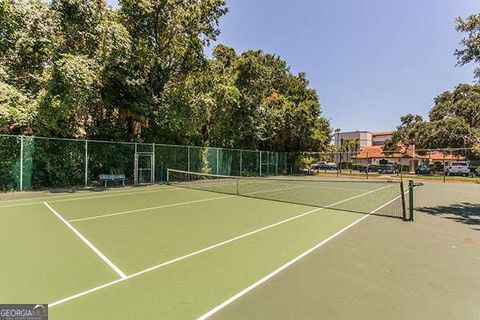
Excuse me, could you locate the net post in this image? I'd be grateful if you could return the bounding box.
[84,140,88,187]
[408,180,414,221]
[400,180,407,221]
[19,135,24,191]
[166,169,170,184]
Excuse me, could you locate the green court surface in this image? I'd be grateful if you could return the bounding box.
[0,179,408,319]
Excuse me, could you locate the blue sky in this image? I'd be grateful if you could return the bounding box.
[108,0,478,132]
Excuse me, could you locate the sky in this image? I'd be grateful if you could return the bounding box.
[108,0,478,133]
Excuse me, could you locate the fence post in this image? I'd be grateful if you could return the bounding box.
[152,143,156,183]
[19,136,24,191]
[216,148,220,175]
[84,140,88,187]
[443,152,446,183]
[239,150,243,176]
[259,151,262,176]
[275,152,279,175]
[408,180,414,221]
[400,154,403,180]
[366,151,369,180]
[187,146,191,172]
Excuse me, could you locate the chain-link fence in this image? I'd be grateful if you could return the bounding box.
[3,134,477,191]
[286,147,480,183]
[0,135,292,191]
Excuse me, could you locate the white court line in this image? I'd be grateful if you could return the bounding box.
[0,185,170,204]
[196,190,408,320]
[0,187,180,209]
[49,184,391,308]
[69,195,234,223]
[43,202,127,280]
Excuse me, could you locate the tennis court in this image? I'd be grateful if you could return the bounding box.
[0,170,412,319]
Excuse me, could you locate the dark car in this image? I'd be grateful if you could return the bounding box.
[378,164,398,174]
[415,164,431,175]
[359,164,379,173]
[311,162,337,171]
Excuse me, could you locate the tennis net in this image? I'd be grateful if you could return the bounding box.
[167,169,411,220]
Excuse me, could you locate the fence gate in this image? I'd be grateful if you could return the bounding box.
[134,152,155,185]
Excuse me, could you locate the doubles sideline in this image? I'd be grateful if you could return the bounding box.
[49,184,392,308]
[0,185,178,209]
[196,189,409,319]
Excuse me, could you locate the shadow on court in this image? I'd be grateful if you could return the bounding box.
[208,181,480,320]
[417,202,480,230]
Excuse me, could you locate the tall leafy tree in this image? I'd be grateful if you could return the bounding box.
[456,13,480,80]
[0,0,331,153]
[386,85,480,150]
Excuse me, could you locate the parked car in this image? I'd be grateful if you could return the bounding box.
[415,164,432,175]
[378,164,398,174]
[445,161,470,177]
[359,164,379,173]
[311,161,337,171]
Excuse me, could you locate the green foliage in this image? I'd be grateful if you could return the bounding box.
[36,54,100,136]
[338,138,360,152]
[0,0,59,94]
[388,84,480,149]
[0,0,330,153]
[0,81,35,134]
[456,13,480,80]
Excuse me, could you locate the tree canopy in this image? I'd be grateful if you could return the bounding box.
[386,12,480,151]
[0,0,331,152]
[385,84,480,150]
[455,13,480,80]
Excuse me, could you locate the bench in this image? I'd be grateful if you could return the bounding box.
[99,174,127,188]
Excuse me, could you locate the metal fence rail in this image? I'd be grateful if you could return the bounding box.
[0,135,289,191]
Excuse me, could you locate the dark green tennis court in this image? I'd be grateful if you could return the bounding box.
[0,171,412,319]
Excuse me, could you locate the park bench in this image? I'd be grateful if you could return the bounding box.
[99,174,127,188]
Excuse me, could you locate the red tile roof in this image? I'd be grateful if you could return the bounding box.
[352,146,465,161]
[416,151,464,161]
[352,146,409,159]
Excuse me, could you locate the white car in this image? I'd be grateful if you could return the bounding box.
[445,161,470,177]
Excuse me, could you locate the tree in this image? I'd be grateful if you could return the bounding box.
[387,84,480,150]
[0,0,332,154]
[0,0,59,95]
[456,13,480,80]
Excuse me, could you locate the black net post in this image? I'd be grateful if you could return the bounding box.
[408,180,414,221]
[400,180,407,220]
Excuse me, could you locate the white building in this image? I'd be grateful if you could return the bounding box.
[333,130,393,148]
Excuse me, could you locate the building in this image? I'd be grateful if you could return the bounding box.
[333,130,393,148]
[371,131,393,146]
[352,145,465,170]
